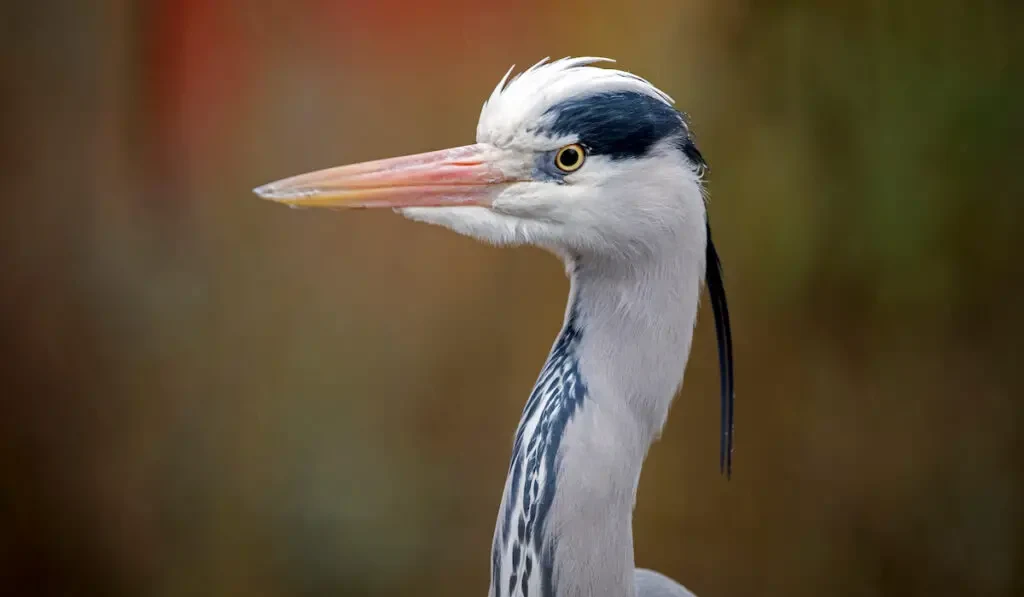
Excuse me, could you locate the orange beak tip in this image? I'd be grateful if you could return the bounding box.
[253,184,299,202]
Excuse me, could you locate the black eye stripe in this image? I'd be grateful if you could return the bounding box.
[543,91,698,162]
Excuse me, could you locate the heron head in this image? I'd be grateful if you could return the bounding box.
[254,57,708,259]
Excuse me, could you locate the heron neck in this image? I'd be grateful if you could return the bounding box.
[492,245,705,597]
[570,248,705,439]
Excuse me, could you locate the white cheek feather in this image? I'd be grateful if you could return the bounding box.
[398,206,550,248]
[485,141,705,260]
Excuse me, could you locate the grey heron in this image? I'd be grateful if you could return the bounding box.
[255,57,734,597]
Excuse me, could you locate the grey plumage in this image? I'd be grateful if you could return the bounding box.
[636,569,698,597]
[491,225,707,597]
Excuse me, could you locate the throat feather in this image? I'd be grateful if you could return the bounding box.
[493,307,587,597]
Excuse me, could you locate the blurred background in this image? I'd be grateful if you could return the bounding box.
[2,1,1022,595]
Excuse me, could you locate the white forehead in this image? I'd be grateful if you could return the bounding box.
[475,57,675,147]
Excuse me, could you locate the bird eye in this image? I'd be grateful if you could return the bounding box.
[554,144,585,173]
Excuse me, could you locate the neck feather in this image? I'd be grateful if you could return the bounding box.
[490,238,706,597]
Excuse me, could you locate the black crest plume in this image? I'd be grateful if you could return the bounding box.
[705,219,734,478]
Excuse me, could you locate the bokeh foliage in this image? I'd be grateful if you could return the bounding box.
[2,1,1021,596]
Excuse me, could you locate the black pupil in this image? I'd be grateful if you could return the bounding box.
[559,147,579,168]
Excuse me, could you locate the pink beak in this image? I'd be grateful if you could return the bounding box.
[253,144,518,209]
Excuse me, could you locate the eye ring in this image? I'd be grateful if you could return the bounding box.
[554,144,586,173]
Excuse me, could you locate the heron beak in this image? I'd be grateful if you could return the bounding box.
[253,143,516,209]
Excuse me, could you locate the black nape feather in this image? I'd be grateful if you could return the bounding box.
[678,135,707,175]
[705,219,734,478]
